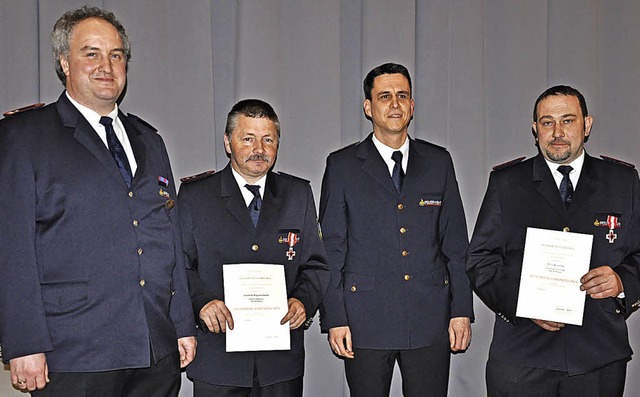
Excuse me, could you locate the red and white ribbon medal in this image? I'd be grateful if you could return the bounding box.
[286,232,299,261]
[606,215,620,244]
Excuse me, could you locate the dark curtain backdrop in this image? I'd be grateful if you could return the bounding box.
[2,1,640,396]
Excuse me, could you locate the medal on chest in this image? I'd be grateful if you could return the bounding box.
[594,215,621,244]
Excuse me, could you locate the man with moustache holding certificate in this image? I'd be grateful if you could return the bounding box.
[179,99,329,397]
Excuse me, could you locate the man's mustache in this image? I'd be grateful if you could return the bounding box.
[246,154,270,162]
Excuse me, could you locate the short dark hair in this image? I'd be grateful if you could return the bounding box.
[225,99,281,138]
[363,63,412,101]
[52,6,131,86]
[533,85,588,121]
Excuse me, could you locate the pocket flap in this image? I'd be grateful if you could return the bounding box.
[344,272,374,292]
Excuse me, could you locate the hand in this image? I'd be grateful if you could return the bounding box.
[10,353,49,391]
[532,318,565,332]
[580,266,624,299]
[328,326,354,359]
[448,317,472,351]
[280,298,306,330]
[199,299,234,333]
[177,336,197,368]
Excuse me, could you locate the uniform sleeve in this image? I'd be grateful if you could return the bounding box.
[466,172,519,323]
[160,139,196,338]
[176,184,220,322]
[0,120,53,363]
[440,154,474,320]
[289,184,330,320]
[317,156,350,331]
[614,168,640,317]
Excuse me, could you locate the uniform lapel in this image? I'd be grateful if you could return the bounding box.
[568,153,597,214]
[532,154,566,218]
[357,134,398,195]
[258,172,281,230]
[57,93,125,187]
[119,111,147,184]
[402,139,427,192]
[220,165,257,234]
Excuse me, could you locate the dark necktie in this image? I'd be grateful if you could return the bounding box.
[391,151,404,193]
[557,165,574,207]
[245,184,262,227]
[99,116,133,187]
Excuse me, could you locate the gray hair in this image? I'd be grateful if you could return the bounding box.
[52,6,131,86]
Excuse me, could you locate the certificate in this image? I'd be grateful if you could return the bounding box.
[516,227,593,326]
[223,263,290,352]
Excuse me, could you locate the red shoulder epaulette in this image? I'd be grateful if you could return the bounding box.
[180,170,215,183]
[600,155,635,168]
[492,156,526,171]
[3,102,45,117]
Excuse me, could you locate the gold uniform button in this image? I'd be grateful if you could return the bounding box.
[137,248,143,255]
[402,250,409,257]
[128,191,134,198]
[133,220,139,227]
[252,244,259,252]
[397,203,404,210]
[444,279,449,285]
[563,226,570,232]
[404,274,411,281]
[350,285,357,292]
[616,309,621,314]
[400,227,407,234]
[139,279,145,287]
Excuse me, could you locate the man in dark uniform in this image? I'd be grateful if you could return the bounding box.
[319,62,474,396]
[467,85,640,397]
[179,99,329,397]
[0,6,196,396]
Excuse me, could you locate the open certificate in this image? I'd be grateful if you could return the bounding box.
[223,264,290,352]
[516,227,593,326]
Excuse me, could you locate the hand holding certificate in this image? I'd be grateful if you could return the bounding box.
[223,264,291,352]
[516,227,593,326]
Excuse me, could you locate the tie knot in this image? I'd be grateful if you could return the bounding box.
[99,116,113,127]
[392,151,403,164]
[557,165,573,176]
[245,184,261,198]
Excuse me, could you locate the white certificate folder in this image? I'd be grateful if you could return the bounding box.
[223,263,290,352]
[516,227,593,326]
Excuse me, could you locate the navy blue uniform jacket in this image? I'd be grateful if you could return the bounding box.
[467,153,640,375]
[0,93,195,370]
[319,134,474,349]
[179,165,329,387]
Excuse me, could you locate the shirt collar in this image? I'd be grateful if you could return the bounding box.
[65,91,118,125]
[372,133,409,173]
[230,166,267,206]
[544,150,585,189]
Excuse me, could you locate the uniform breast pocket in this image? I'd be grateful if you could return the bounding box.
[41,281,89,316]
[417,194,443,211]
[415,193,444,233]
[593,212,623,244]
[277,229,301,262]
